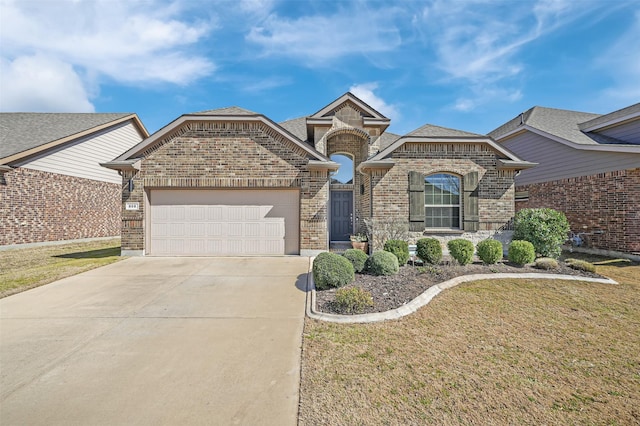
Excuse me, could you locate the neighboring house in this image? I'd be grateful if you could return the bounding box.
[0,113,148,246]
[103,93,533,256]
[490,103,640,255]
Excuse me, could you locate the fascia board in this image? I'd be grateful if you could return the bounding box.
[580,110,640,132]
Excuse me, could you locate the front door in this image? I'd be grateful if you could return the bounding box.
[330,190,353,241]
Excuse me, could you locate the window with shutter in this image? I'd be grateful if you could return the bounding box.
[425,173,461,229]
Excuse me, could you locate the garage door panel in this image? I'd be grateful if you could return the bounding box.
[149,189,299,256]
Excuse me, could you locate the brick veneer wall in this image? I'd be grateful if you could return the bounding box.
[516,168,640,253]
[0,167,120,245]
[366,142,516,249]
[120,120,329,254]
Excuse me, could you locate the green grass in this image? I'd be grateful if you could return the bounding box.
[0,239,124,297]
[299,253,640,425]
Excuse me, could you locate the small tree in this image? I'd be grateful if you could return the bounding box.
[513,208,570,258]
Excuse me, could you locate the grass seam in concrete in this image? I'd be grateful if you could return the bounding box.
[305,268,618,324]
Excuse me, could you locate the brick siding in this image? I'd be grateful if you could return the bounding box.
[0,168,120,245]
[120,120,329,253]
[516,168,640,253]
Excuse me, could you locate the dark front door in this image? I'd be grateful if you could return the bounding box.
[330,190,353,241]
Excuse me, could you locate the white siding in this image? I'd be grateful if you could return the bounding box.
[18,121,143,183]
[594,120,640,144]
[502,132,640,186]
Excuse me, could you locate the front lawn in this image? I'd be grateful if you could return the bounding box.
[299,254,640,425]
[0,238,123,298]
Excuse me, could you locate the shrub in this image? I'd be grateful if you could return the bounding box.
[447,239,475,265]
[383,239,410,266]
[565,258,596,273]
[534,257,559,270]
[343,249,368,273]
[335,287,374,313]
[365,251,399,276]
[416,238,442,264]
[476,239,503,264]
[508,240,536,265]
[312,252,354,290]
[513,208,570,258]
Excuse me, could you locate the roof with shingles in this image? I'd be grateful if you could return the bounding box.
[0,112,135,159]
[278,116,307,141]
[192,106,259,116]
[578,102,640,131]
[489,106,635,146]
[406,123,482,138]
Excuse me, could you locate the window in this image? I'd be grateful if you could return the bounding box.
[424,173,461,228]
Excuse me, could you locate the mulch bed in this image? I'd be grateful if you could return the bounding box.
[315,259,604,315]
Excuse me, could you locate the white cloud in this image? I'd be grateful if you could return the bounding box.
[0,55,94,112]
[246,6,402,63]
[416,0,601,111]
[596,11,640,102]
[0,0,215,111]
[349,83,400,120]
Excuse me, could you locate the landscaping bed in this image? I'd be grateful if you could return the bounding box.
[315,257,604,315]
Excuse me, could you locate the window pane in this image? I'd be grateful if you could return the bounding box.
[330,154,353,184]
[424,172,461,229]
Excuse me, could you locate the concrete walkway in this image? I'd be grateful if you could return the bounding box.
[0,256,310,426]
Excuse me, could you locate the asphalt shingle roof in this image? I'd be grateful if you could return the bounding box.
[406,123,482,138]
[0,112,132,159]
[278,117,307,141]
[192,106,259,115]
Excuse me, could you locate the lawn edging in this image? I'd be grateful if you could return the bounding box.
[305,263,618,324]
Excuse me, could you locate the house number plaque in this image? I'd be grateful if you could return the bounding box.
[125,202,139,211]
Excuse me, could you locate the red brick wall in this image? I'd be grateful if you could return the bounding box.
[516,168,640,253]
[0,168,121,245]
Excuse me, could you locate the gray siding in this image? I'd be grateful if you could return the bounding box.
[502,132,640,186]
[593,119,640,144]
[18,122,143,184]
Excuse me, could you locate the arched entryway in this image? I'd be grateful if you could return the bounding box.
[330,153,354,242]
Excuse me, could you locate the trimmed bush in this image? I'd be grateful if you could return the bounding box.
[335,287,374,313]
[476,239,503,264]
[312,252,354,290]
[565,258,597,273]
[508,240,536,265]
[383,239,410,266]
[447,239,475,265]
[416,238,442,264]
[343,249,368,273]
[365,250,399,276]
[513,208,570,258]
[534,257,559,270]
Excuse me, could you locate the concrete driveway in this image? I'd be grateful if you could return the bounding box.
[0,256,310,426]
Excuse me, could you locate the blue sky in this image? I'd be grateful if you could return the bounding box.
[1,0,639,136]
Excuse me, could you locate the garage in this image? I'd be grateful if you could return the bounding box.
[149,189,299,256]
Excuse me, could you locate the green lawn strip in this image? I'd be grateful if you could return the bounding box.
[299,258,640,425]
[0,239,123,297]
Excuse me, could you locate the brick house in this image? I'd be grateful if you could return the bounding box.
[0,113,148,246]
[490,103,640,255]
[103,93,533,256]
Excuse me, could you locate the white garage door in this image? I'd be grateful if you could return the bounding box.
[149,189,299,256]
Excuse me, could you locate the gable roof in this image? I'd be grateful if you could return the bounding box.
[0,113,148,165]
[361,122,535,171]
[278,116,307,141]
[309,92,389,120]
[490,105,640,153]
[105,109,332,169]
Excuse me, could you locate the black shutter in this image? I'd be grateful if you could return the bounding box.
[409,171,425,232]
[463,171,479,231]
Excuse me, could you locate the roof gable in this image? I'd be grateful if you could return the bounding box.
[0,113,148,164]
[406,123,481,138]
[309,92,389,120]
[109,111,330,166]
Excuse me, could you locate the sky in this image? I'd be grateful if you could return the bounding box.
[1,0,639,136]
